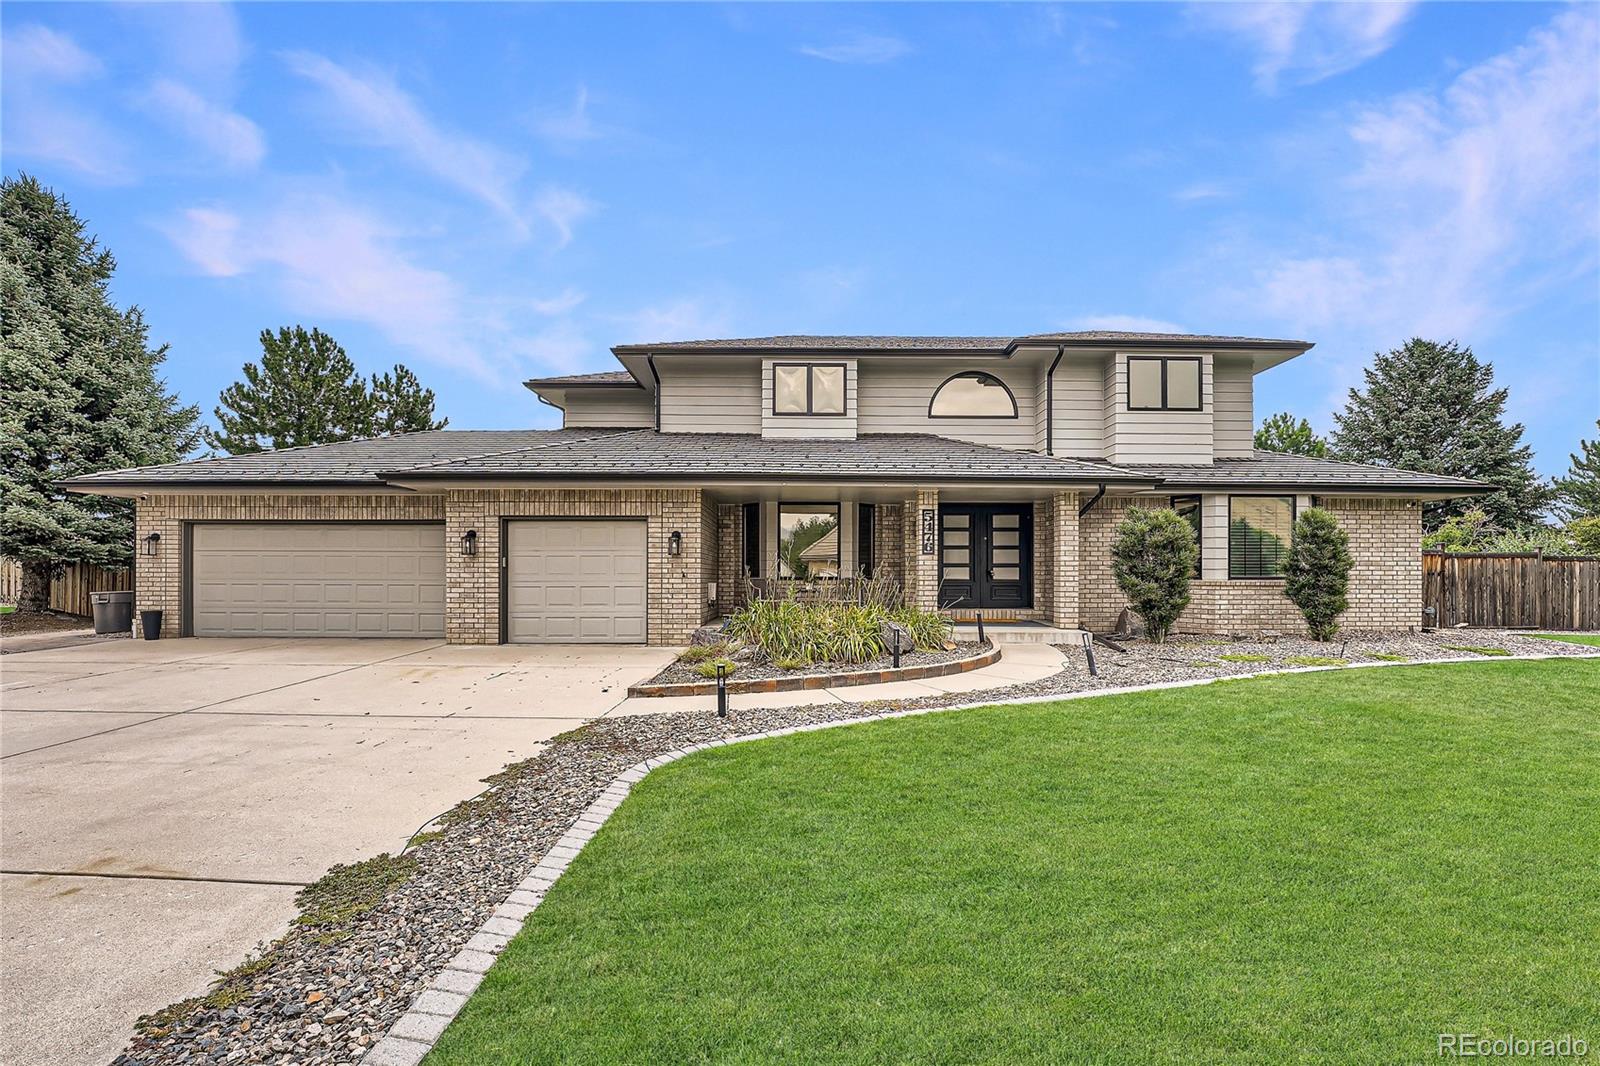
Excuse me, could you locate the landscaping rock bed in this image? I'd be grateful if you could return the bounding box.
[113,629,1596,1066]
[633,640,993,695]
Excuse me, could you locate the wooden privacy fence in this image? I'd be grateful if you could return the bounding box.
[0,558,133,617]
[1423,550,1600,631]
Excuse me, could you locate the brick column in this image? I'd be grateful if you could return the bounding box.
[901,489,940,611]
[1047,491,1080,628]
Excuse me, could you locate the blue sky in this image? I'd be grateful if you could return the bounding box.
[4,2,1596,475]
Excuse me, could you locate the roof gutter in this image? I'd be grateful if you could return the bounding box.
[646,354,661,432]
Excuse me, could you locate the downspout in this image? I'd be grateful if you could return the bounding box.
[646,354,661,432]
[1078,482,1106,517]
[1044,345,1064,456]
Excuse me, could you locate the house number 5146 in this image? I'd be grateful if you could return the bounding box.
[921,509,936,555]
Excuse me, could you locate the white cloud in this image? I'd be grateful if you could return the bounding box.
[122,2,246,94]
[1071,314,1190,335]
[2,24,102,82]
[1190,2,1416,92]
[614,298,734,344]
[529,287,587,316]
[1247,8,1600,342]
[534,186,596,249]
[283,51,531,234]
[531,85,603,146]
[140,79,266,170]
[164,193,491,378]
[798,33,912,65]
[1174,182,1231,202]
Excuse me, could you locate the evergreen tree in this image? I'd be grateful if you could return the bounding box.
[0,173,200,610]
[366,363,446,436]
[1109,507,1198,643]
[203,326,371,454]
[1254,411,1328,457]
[1283,508,1353,641]
[1330,338,1549,529]
[1552,420,1600,519]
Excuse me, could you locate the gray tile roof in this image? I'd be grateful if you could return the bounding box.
[523,371,640,387]
[1122,451,1493,492]
[386,432,1150,484]
[59,430,628,486]
[612,331,1310,354]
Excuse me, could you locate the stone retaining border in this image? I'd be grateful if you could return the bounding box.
[626,644,1002,698]
[363,651,1597,1066]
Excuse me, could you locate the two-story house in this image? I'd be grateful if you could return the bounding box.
[65,331,1487,644]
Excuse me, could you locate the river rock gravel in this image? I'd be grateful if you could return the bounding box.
[112,628,1594,1066]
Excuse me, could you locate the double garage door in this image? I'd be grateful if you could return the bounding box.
[191,523,446,638]
[189,519,647,643]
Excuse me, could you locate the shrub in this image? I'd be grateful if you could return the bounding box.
[1283,507,1353,642]
[692,657,739,679]
[725,598,951,665]
[1566,516,1600,556]
[1424,508,1576,554]
[1109,507,1198,643]
[678,643,725,664]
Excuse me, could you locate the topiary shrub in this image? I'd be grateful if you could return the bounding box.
[1109,507,1198,643]
[1283,507,1353,641]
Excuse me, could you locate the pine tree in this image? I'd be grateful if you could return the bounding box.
[1283,508,1353,641]
[1330,338,1550,529]
[1552,420,1600,520]
[1109,508,1198,643]
[1254,412,1328,457]
[367,364,446,436]
[203,326,372,454]
[0,173,200,610]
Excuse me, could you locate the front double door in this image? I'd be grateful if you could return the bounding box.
[938,504,1033,611]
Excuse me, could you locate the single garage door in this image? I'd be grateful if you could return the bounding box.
[505,520,647,643]
[190,523,445,637]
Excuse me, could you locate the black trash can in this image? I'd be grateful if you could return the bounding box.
[140,609,164,641]
[91,591,134,635]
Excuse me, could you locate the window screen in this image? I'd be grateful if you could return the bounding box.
[1229,496,1294,578]
[1128,358,1163,409]
[1128,357,1203,411]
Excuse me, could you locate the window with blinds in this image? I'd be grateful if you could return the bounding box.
[1228,496,1294,578]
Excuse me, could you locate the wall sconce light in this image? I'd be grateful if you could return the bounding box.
[142,532,161,557]
[460,529,478,556]
[667,530,683,557]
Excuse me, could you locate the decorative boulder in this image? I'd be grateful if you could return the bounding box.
[689,625,725,647]
[880,621,913,656]
[1113,607,1146,639]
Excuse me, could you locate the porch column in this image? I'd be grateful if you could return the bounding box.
[901,489,939,611]
[1047,491,1080,629]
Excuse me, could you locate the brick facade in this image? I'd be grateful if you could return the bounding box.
[131,486,1422,646]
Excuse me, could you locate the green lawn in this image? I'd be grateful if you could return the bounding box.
[430,661,1600,1065]
[1530,632,1600,647]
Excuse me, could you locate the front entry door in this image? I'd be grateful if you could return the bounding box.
[938,505,1033,610]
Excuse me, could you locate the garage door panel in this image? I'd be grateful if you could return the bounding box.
[505,520,647,644]
[191,524,444,638]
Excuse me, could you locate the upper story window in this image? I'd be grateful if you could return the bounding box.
[929,372,1018,418]
[1128,356,1203,412]
[773,363,846,416]
[1229,495,1295,579]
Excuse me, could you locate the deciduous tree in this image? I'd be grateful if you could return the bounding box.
[1254,412,1328,457]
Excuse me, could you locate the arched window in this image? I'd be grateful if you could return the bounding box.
[929,372,1018,418]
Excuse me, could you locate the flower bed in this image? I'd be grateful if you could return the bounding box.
[628,640,997,697]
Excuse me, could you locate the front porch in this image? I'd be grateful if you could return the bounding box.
[711,486,1085,630]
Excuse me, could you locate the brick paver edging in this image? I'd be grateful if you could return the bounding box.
[362,650,1597,1066]
[625,644,1002,698]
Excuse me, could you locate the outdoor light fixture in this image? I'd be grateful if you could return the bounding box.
[460,529,478,556]
[668,530,683,557]
[142,532,161,557]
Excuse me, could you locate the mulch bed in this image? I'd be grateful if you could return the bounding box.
[112,629,1597,1066]
[0,609,92,637]
[638,640,991,692]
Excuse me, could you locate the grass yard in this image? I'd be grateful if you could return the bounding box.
[1530,632,1600,647]
[429,661,1600,1065]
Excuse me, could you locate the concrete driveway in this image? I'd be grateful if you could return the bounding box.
[0,636,674,1066]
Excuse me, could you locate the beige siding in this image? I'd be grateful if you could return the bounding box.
[659,357,762,434]
[561,388,654,429]
[1048,355,1107,457]
[855,360,1038,449]
[761,358,858,439]
[1104,351,1215,464]
[1212,357,1254,458]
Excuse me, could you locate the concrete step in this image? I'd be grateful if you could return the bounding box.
[953,623,1086,645]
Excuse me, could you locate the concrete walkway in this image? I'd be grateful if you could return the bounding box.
[0,637,674,1066]
[605,643,1067,716]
